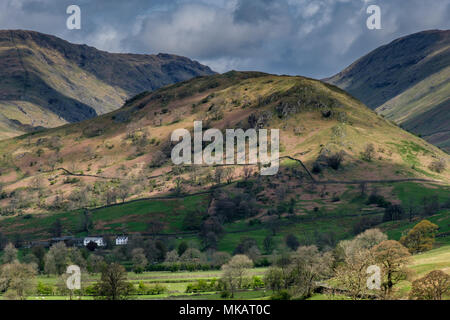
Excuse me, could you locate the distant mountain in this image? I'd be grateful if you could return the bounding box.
[0,30,215,139]
[326,30,450,152]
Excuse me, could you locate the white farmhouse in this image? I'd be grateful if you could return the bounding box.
[115,236,128,245]
[83,237,105,247]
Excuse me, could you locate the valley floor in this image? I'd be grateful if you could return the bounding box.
[2,246,448,301]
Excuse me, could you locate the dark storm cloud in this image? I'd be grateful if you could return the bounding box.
[233,0,279,24]
[0,0,449,78]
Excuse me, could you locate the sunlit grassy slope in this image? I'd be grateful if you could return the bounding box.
[0,71,448,214]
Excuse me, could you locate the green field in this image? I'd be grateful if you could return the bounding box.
[0,194,209,239]
[393,246,450,299]
[381,210,450,245]
[1,181,449,254]
[12,268,270,301]
[409,246,450,276]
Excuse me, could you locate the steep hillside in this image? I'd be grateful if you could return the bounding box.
[378,68,450,151]
[0,30,215,139]
[326,30,450,152]
[0,71,448,220]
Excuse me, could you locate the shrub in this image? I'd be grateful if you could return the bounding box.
[352,217,381,235]
[270,290,291,300]
[361,144,375,162]
[428,158,446,173]
[36,282,54,295]
[422,195,440,216]
[82,125,104,138]
[63,177,80,184]
[236,180,254,189]
[326,152,343,170]
[149,150,167,168]
[312,162,322,174]
[146,283,167,295]
[254,257,270,268]
[367,193,390,208]
[331,194,340,202]
[168,263,181,272]
[409,270,449,300]
[383,204,404,222]
[285,234,300,251]
[185,279,217,293]
[182,210,205,231]
[251,276,265,289]
[133,266,145,274]
[83,284,99,296]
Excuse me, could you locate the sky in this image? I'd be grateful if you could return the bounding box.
[1,0,449,78]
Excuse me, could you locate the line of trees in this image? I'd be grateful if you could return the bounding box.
[0,217,446,300]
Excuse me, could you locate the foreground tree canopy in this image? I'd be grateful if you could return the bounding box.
[400,220,439,254]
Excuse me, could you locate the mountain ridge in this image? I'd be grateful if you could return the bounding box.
[0,29,215,139]
[325,29,450,152]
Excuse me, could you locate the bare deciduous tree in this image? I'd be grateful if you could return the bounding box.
[372,240,411,297]
[409,270,450,300]
[117,182,131,203]
[95,263,131,300]
[0,261,37,300]
[428,158,446,173]
[361,144,375,162]
[131,248,148,273]
[221,255,253,297]
[214,167,224,185]
[2,243,18,264]
[334,248,374,300]
[224,167,234,184]
[243,166,253,180]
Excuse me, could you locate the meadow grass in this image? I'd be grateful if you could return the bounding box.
[0,194,208,238]
[394,245,450,299]
[6,247,449,300]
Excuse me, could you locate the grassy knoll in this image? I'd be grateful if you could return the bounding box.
[408,245,450,277]
[392,182,450,204]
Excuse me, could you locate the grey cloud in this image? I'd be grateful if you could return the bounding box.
[0,0,449,78]
[233,0,281,24]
